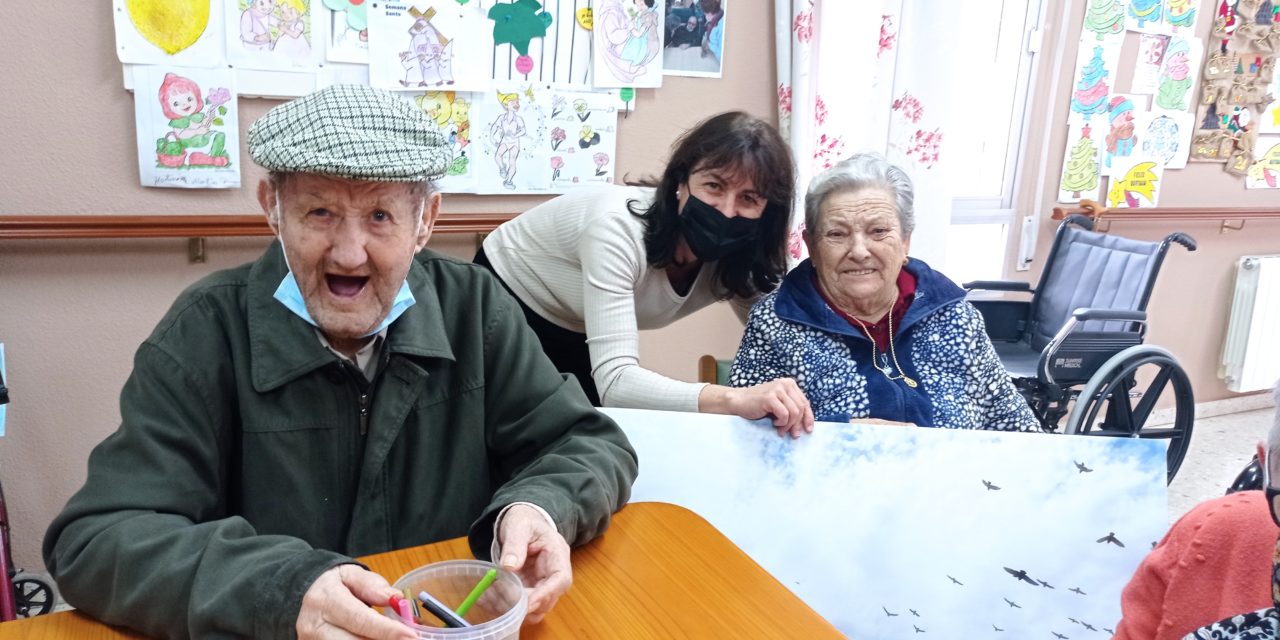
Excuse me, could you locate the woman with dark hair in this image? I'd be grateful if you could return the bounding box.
[475,111,813,437]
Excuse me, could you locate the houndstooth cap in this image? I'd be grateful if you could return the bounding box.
[248,85,448,182]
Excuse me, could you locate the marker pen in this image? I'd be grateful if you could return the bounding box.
[417,590,472,628]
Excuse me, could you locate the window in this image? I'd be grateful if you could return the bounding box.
[945,0,1045,283]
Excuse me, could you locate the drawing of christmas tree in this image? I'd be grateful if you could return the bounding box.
[1071,47,1110,121]
[1257,0,1275,25]
[1084,0,1124,39]
[1129,0,1160,27]
[1166,0,1197,29]
[1156,40,1192,110]
[1201,102,1222,129]
[1061,126,1099,198]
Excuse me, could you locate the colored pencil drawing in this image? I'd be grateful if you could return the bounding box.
[155,74,232,169]
[1059,123,1102,203]
[225,0,324,70]
[1139,111,1194,169]
[490,90,527,189]
[1247,137,1280,188]
[1154,37,1201,113]
[133,66,241,189]
[400,7,455,88]
[410,91,476,193]
[114,0,226,65]
[547,89,616,188]
[593,0,664,88]
[1107,157,1163,208]
[1102,95,1139,173]
[324,0,368,63]
[368,3,489,92]
[490,0,594,87]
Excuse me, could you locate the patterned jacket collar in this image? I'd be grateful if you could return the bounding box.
[773,257,966,340]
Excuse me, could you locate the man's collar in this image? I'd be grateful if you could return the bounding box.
[247,241,454,393]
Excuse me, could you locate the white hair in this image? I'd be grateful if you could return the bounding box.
[804,153,915,235]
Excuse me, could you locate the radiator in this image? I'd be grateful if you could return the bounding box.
[1220,255,1280,393]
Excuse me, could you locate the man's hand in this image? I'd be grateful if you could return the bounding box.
[296,565,416,640]
[496,505,572,624]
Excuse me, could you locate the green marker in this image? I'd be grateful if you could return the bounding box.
[454,568,499,617]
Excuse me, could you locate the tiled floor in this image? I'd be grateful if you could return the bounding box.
[1167,406,1275,523]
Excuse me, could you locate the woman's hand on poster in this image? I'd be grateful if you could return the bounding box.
[701,379,814,439]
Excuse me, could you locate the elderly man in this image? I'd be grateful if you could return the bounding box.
[1114,384,1280,639]
[43,85,638,639]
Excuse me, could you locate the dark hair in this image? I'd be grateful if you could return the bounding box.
[627,111,796,299]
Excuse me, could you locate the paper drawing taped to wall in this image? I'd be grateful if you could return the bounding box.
[114,0,226,66]
[592,0,664,88]
[1138,110,1194,169]
[368,3,490,92]
[133,65,241,189]
[225,0,327,71]
[323,0,368,63]
[547,90,617,189]
[1247,136,1280,188]
[407,90,478,193]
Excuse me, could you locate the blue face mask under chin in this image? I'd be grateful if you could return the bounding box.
[272,265,417,338]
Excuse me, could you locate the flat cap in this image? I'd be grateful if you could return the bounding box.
[248,84,448,182]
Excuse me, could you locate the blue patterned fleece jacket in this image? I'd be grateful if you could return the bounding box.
[730,258,1040,430]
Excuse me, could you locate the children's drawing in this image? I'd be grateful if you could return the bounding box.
[133,66,241,189]
[664,0,726,78]
[1059,123,1102,203]
[1163,0,1199,32]
[368,3,490,92]
[1261,61,1280,134]
[1107,157,1163,208]
[114,0,226,65]
[1082,0,1124,41]
[324,0,369,63]
[1247,136,1280,188]
[224,0,326,71]
[1139,110,1194,169]
[1153,37,1202,113]
[1132,34,1170,93]
[548,89,616,188]
[490,90,527,189]
[1069,43,1120,124]
[408,91,477,193]
[490,0,594,87]
[1102,95,1143,175]
[593,0,664,88]
[1126,0,1164,32]
[609,408,1168,640]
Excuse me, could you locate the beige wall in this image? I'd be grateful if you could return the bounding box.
[1011,0,1280,410]
[0,5,770,572]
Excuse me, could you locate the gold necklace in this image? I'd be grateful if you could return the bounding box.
[847,311,918,388]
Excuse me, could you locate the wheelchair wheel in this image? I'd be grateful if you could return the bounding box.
[1063,345,1194,484]
[12,572,55,618]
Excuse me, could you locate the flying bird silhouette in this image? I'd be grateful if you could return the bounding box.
[1104,629,1115,635]
[1068,617,1079,624]
[1004,567,1038,585]
[1081,622,1097,631]
[948,575,964,585]
[983,479,1001,490]
[1097,532,1125,547]
[1075,461,1093,473]
[882,606,899,617]
[910,609,920,617]
[1038,579,1055,589]
[1069,587,1086,595]
[913,625,925,633]
[1003,597,1021,608]
[993,624,1004,632]
[1052,633,1069,640]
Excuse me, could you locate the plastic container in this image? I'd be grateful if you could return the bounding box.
[387,560,527,640]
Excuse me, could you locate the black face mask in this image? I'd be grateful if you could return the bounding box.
[680,194,760,262]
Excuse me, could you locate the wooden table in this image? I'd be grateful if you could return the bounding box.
[0,502,841,638]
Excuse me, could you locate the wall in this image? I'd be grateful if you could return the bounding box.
[0,5,773,573]
[1010,0,1279,409]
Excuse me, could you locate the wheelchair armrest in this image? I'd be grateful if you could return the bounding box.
[1071,308,1147,323]
[971,299,1030,342]
[963,280,1033,293]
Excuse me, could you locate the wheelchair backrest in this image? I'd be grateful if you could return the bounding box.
[1029,225,1165,352]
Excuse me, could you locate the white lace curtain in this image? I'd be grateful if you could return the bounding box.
[775,0,963,268]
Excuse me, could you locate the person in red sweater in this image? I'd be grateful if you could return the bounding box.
[1114,385,1280,640]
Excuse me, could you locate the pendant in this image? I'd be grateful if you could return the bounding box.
[904,377,918,388]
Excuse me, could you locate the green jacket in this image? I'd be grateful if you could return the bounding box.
[43,243,638,639]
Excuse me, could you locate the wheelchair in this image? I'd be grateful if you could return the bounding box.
[965,214,1198,483]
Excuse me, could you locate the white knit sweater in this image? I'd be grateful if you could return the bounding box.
[482,185,753,411]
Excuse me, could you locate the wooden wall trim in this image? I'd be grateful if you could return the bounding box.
[0,213,518,240]
[1052,205,1280,223]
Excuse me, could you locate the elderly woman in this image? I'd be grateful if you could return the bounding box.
[730,153,1038,430]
